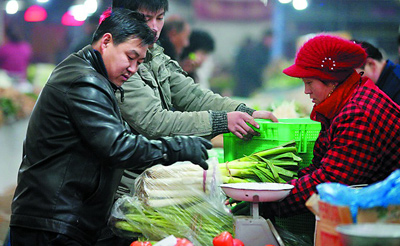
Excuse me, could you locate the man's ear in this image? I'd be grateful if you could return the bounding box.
[100,33,113,51]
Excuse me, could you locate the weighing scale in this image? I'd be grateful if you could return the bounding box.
[220,183,294,246]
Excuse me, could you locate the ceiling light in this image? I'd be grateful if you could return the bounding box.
[24,5,47,22]
[62,10,85,26]
[6,0,19,15]
[84,0,98,14]
[293,0,308,10]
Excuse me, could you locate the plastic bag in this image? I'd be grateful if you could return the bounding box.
[109,157,234,245]
[275,225,313,246]
[317,169,400,221]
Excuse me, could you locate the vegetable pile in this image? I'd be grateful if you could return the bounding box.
[110,160,234,245]
[134,163,216,207]
[110,142,302,245]
[219,140,301,184]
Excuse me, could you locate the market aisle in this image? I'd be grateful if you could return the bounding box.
[0,118,29,194]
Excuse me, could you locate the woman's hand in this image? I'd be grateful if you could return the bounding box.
[252,110,278,122]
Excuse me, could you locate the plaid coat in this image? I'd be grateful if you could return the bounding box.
[269,76,400,217]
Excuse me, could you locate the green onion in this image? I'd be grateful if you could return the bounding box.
[218,140,301,184]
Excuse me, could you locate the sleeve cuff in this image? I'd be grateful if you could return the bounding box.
[236,103,255,116]
[210,110,229,138]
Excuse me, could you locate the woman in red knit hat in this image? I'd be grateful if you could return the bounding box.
[262,34,400,219]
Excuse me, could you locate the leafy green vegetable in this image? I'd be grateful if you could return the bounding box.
[219,140,300,183]
[0,98,18,117]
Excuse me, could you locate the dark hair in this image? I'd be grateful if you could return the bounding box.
[353,40,383,61]
[158,16,188,60]
[162,17,187,35]
[181,29,215,59]
[92,8,155,46]
[112,0,169,13]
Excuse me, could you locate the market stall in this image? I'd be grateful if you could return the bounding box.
[108,118,400,246]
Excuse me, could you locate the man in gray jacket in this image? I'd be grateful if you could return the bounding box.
[10,9,211,246]
[112,0,278,198]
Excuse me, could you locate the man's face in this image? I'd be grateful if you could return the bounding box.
[102,36,148,86]
[170,22,191,56]
[139,8,165,44]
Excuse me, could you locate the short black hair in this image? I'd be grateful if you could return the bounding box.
[353,40,383,61]
[181,29,215,59]
[92,8,154,46]
[162,16,187,34]
[112,0,169,13]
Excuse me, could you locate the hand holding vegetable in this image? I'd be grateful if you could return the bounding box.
[160,136,212,170]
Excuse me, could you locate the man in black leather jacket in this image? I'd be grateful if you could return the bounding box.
[9,9,212,246]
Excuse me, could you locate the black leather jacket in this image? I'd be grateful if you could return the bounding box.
[11,46,167,245]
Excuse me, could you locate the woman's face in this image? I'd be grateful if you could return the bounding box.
[302,78,336,105]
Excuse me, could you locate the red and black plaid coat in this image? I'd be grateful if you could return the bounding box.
[270,78,400,217]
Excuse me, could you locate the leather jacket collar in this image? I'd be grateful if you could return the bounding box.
[77,45,124,102]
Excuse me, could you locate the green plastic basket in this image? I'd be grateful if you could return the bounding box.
[223,118,321,169]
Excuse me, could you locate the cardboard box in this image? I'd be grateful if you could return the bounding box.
[314,200,353,246]
[306,194,400,246]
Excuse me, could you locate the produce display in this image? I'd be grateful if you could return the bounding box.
[134,163,217,207]
[110,142,302,245]
[128,231,244,246]
[219,141,300,184]
[110,159,235,245]
[0,87,37,126]
[270,100,301,119]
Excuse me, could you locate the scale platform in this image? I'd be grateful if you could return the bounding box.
[220,183,294,246]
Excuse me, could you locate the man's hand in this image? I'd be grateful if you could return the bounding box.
[160,136,213,170]
[252,110,278,122]
[227,111,259,139]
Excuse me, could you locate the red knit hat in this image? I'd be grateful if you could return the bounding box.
[283,34,367,82]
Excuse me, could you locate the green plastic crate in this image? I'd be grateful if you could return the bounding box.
[223,118,321,169]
